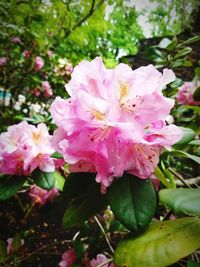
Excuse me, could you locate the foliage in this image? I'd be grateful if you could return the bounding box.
[0,1,200,266]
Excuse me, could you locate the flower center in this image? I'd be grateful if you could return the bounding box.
[119,81,129,103]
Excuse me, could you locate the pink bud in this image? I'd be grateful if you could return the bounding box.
[34,56,44,71]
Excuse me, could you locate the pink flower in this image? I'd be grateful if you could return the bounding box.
[29,185,59,205]
[23,50,31,58]
[90,254,115,267]
[50,57,182,188]
[0,121,55,176]
[42,81,53,97]
[58,248,77,267]
[177,82,200,106]
[47,50,54,57]
[33,87,40,97]
[7,238,24,254]
[34,56,44,71]
[0,57,7,66]
[11,36,22,44]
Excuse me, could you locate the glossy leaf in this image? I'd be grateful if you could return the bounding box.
[54,171,65,191]
[114,217,200,267]
[0,176,26,200]
[33,169,56,190]
[193,86,200,101]
[187,260,200,267]
[159,188,200,216]
[62,172,96,201]
[175,127,195,145]
[62,185,107,229]
[107,174,156,232]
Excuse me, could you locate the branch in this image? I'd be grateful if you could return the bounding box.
[175,176,200,187]
[64,0,105,38]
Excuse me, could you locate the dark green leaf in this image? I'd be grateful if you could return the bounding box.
[108,173,156,232]
[0,176,26,200]
[187,260,200,267]
[62,184,107,229]
[114,217,200,267]
[193,86,200,101]
[166,39,177,51]
[174,47,192,59]
[181,36,200,46]
[13,233,21,252]
[32,169,55,190]
[159,188,200,216]
[62,172,96,202]
[195,67,200,78]
[0,240,7,259]
[73,239,84,259]
[163,150,200,164]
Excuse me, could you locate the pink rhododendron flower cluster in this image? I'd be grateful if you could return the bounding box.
[23,50,31,58]
[90,254,116,267]
[42,81,53,97]
[0,121,55,175]
[34,56,44,71]
[176,81,200,106]
[50,57,182,189]
[58,248,77,267]
[0,57,7,67]
[29,185,59,205]
[7,238,24,254]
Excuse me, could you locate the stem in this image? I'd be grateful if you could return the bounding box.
[168,168,192,188]
[94,215,114,254]
[24,203,36,221]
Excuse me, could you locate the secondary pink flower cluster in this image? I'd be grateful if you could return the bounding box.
[0,121,55,176]
[34,56,44,71]
[176,81,200,106]
[29,185,59,205]
[50,57,182,189]
[7,237,24,254]
[58,248,77,267]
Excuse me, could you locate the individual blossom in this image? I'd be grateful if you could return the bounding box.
[0,57,7,67]
[176,81,200,106]
[29,185,59,205]
[47,50,54,57]
[90,254,116,267]
[42,81,53,97]
[23,50,31,58]
[54,58,73,76]
[50,57,182,189]
[34,56,44,71]
[33,87,40,97]
[58,248,77,267]
[11,36,22,44]
[0,121,55,176]
[7,238,24,254]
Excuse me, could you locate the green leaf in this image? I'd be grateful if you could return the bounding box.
[166,39,177,51]
[62,172,96,202]
[154,166,174,188]
[32,169,55,190]
[175,127,196,145]
[187,260,200,267]
[107,174,156,232]
[0,176,26,200]
[188,140,200,146]
[159,188,200,216]
[195,67,200,78]
[114,217,200,267]
[0,240,7,259]
[163,150,200,164]
[174,47,192,59]
[51,152,63,159]
[158,38,171,49]
[73,239,84,259]
[193,86,200,101]
[54,171,65,191]
[180,36,200,46]
[13,233,21,252]
[62,184,107,229]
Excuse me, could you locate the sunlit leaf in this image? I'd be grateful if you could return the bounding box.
[114,217,200,267]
